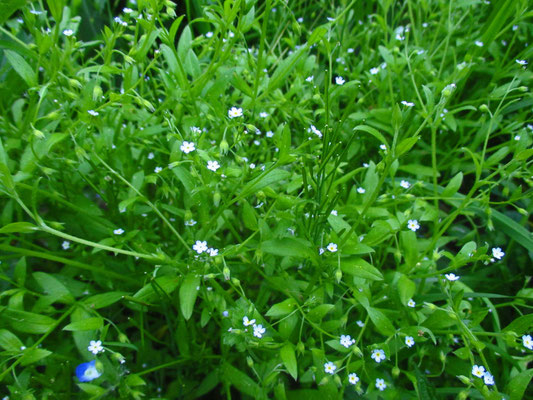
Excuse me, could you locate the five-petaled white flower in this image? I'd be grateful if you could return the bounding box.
[492,247,504,260]
[400,180,410,189]
[516,59,527,66]
[88,110,99,116]
[324,361,337,374]
[356,320,364,327]
[309,125,322,138]
[407,299,416,308]
[348,373,359,385]
[113,228,124,235]
[523,334,533,350]
[327,243,337,252]
[375,378,387,391]
[192,240,208,254]
[370,67,379,75]
[472,365,485,378]
[340,334,355,348]
[305,75,314,82]
[357,187,365,194]
[475,40,484,47]
[335,76,345,85]
[207,248,218,257]
[154,167,162,173]
[180,141,195,154]
[371,349,386,363]
[207,161,220,172]
[253,324,265,338]
[62,241,70,250]
[63,29,74,36]
[259,112,269,118]
[184,219,197,226]
[483,372,494,385]
[405,336,415,348]
[445,273,460,281]
[401,101,415,107]
[243,316,255,326]
[407,219,420,232]
[88,340,104,355]
[228,107,243,118]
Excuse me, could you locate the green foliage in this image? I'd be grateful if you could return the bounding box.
[0,0,532,399]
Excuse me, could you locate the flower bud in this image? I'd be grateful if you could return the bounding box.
[458,390,469,400]
[33,127,45,139]
[479,104,489,113]
[223,266,231,281]
[296,341,305,354]
[518,86,528,92]
[457,375,471,385]
[219,138,229,154]
[352,346,363,358]
[392,366,400,378]
[118,333,129,343]
[335,269,342,283]
[92,85,103,102]
[69,78,83,89]
[213,191,221,207]
[246,356,254,368]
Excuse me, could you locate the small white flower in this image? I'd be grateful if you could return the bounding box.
[259,112,269,118]
[405,336,415,348]
[205,31,213,38]
[297,17,304,23]
[356,320,364,327]
[330,210,338,216]
[514,135,521,141]
[123,7,133,13]
[154,166,162,173]
[193,240,208,254]
[222,310,229,317]
[445,273,460,281]
[483,372,494,385]
[62,241,70,250]
[266,131,274,138]
[340,334,355,348]
[249,163,256,169]
[375,378,387,391]
[512,24,519,31]
[253,324,266,338]
[88,340,104,355]
[326,243,337,252]
[371,349,386,363]
[243,316,255,326]
[407,219,420,232]
[190,126,202,134]
[357,187,365,194]
[348,373,359,385]
[113,228,124,235]
[491,247,505,260]
[87,110,99,116]
[401,100,415,107]
[306,75,314,82]
[207,160,220,172]
[180,141,196,154]
[407,299,416,308]
[380,144,387,151]
[147,152,154,159]
[370,67,379,75]
[319,248,325,255]
[522,334,533,350]
[309,125,322,138]
[324,361,337,374]
[472,365,485,378]
[63,29,74,36]
[347,48,355,53]
[228,107,243,118]
[207,248,218,256]
[400,180,410,189]
[475,40,484,47]
[335,76,345,85]
[184,219,197,226]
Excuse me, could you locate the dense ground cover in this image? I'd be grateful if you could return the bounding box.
[0,0,532,398]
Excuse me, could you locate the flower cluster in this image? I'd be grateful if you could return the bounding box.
[472,365,494,386]
[192,240,218,256]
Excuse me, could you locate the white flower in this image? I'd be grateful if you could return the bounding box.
[407,219,420,232]
[347,48,354,53]
[87,340,104,355]
[407,299,416,308]
[348,373,359,385]
[180,141,195,154]
[243,316,255,326]
[375,378,387,391]
[253,324,265,338]
[87,110,99,116]
[514,135,521,141]
[327,243,337,252]
[228,107,243,118]
[516,59,527,66]
[259,112,269,118]
[113,228,124,235]
[335,76,345,85]
[62,241,70,250]
[400,180,410,189]
[63,29,74,36]
[190,126,202,134]
[324,361,337,374]
[154,166,162,173]
[309,125,322,138]
[319,248,325,255]
[356,320,364,327]
[249,163,256,169]
[207,160,220,172]
[522,334,533,350]
[207,248,218,257]
[123,7,133,13]
[405,336,415,348]
[371,349,386,363]
[193,240,208,254]
[475,40,484,47]
[147,152,154,159]
[357,187,365,194]
[380,144,387,151]
[472,365,485,378]
[222,310,229,317]
[340,334,355,348]
[305,75,314,82]
[330,210,338,216]
[297,17,304,23]
[205,31,213,38]
[401,100,415,107]
[491,247,505,260]
[483,372,494,385]
[445,273,460,281]
[184,219,197,226]
[370,67,379,75]
[266,131,274,138]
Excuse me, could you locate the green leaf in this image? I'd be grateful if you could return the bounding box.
[33,272,74,303]
[63,317,103,331]
[353,125,387,146]
[133,276,180,304]
[307,304,335,322]
[396,136,419,156]
[0,0,29,25]
[280,343,298,380]
[340,257,383,281]
[400,230,418,269]
[265,298,296,318]
[0,222,37,234]
[0,329,23,351]
[308,26,327,46]
[83,292,128,309]
[46,0,64,22]
[78,383,106,395]
[20,348,52,366]
[441,172,463,197]
[262,238,313,258]
[502,314,533,334]
[240,169,290,198]
[268,46,308,93]
[179,274,200,320]
[397,274,416,305]
[4,50,37,87]
[185,49,201,78]
[125,374,146,386]
[366,307,395,336]
[242,200,258,230]
[241,5,255,32]
[221,363,261,398]
[4,309,56,334]
[177,25,192,60]
[504,369,533,400]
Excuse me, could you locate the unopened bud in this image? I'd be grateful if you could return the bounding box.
[223,266,231,281]
[92,85,103,101]
[296,341,305,354]
[213,191,221,207]
[335,269,342,283]
[479,104,489,113]
[118,333,129,343]
[33,128,45,139]
[219,138,229,154]
[246,356,254,368]
[68,78,82,89]
[392,366,400,378]
[458,375,471,385]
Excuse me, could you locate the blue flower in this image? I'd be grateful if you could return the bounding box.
[75,360,102,382]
